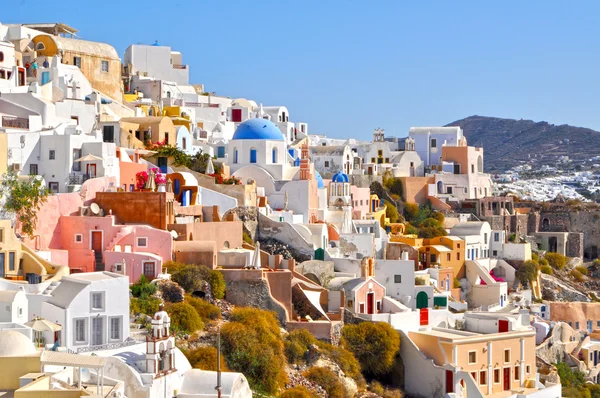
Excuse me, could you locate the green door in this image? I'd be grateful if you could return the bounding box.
[314,248,325,261]
[433,296,447,308]
[416,291,428,309]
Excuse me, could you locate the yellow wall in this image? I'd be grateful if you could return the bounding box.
[0,133,8,174]
[15,375,91,397]
[0,356,41,390]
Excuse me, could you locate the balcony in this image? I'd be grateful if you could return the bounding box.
[172,64,187,70]
[2,116,29,130]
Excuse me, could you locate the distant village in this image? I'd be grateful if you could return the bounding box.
[2,21,600,398]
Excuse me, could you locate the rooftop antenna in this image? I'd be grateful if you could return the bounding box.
[216,326,222,398]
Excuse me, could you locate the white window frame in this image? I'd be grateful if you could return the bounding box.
[73,317,88,345]
[74,234,83,243]
[114,263,122,272]
[137,237,148,248]
[49,149,56,160]
[468,350,477,364]
[90,291,105,312]
[101,60,109,72]
[109,316,122,341]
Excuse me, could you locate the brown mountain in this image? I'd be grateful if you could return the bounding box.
[444,115,600,172]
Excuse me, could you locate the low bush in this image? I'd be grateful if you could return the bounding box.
[158,281,184,303]
[285,329,317,364]
[517,260,539,286]
[186,295,221,322]
[130,275,157,298]
[341,322,400,377]
[541,265,554,275]
[130,297,161,315]
[167,302,204,333]
[453,277,461,289]
[185,346,228,371]
[540,258,549,267]
[303,367,344,398]
[316,341,363,384]
[370,381,404,398]
[169,262,211,293]
[279,386,315,398]
[576,266,588,275]
[571,270,585,282]
[545,253,567,270]
[532,252,539,262]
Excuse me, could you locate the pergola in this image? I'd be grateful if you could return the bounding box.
[40,351,107,395]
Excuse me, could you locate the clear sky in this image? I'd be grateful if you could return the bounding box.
[3,1,600,140]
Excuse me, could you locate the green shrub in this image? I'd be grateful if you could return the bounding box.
[383,177,403,197]
[342,322,400,377]
[370,381,404,398]
[571,270,585,282]
[243,231,253,244]
[532,252,539,262]
[207,270,226,299]
[541,265,554,275]
[185,346,228,371]
[221,308,287,394]
[186,295,221,322]
[415,277,426,286]
[303,367,344,398]
[386,202,400,224]
[130,275,157,298]
[545,253,567,270]
[576,266,588,275]
[540,258,549,266]
[453,277,461,289]
[167,302,204,333]
[279,386,315,398]
[170,263,211,293]
[130,297,161,315]
[159,281,184,303]
[284,329,317,364]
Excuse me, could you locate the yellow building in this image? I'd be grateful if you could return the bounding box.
[119,116,177,149]
[365,194,388,228]
[0,331,42,390]
[31,34,122,101]
[392,235,466,278]
[0,220,69,281]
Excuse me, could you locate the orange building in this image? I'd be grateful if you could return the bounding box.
[392,235,466,278]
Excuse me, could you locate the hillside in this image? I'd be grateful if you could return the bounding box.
[445,115,600,172]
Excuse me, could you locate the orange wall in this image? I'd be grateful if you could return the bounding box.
[399,177,434,204]
[120,161,147,191]
[95,192,175,230]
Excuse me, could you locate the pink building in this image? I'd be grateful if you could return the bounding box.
[58,215,172,282]
[350,185,371,219]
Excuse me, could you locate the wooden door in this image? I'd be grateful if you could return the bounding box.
[231,109,242,122]
[86,163,97,178]
[499,319,509,333]
[367,292,374,314]
[91,231,103,251]
[503,367,510,390]
[445,370,453,393]
[143,262,154,279]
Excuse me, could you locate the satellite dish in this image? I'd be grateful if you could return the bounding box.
[90,203,100,215]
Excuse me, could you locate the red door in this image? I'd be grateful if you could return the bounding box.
[445,370,453,393]
[499,319,509,333]
[367,293,374,314]
[420,308,429,326]
[232,109,242,122]
[91,231,102,251]
[87,163,97,178]
[503,367,510,390]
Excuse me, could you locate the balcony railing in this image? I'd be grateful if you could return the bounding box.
[73,337,140,353]
[2,116,29,129]
[172,64,187,69]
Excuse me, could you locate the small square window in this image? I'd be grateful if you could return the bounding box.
[504,349,510,363]
[394,275,402,283]
[115,263,122,272]
[324,161,330,168]
[101,60,109,72]
[137,237,148,247]
[74,234,83,243]
[468,351,476,364]
[494,369,500,384]
[493,250,498,256]
[431,138,437,148]
[91,292,104,311]
[597,321,600,327]
[49,150,56,160]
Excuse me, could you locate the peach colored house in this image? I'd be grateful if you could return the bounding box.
[95,192,176,230]
[549,302,600,332]
[340,258,386,315]
[350,185,370,219]
[58,215,172,282]
[392,235,466,278]
[119,116,177,146]
[116,147,147,192]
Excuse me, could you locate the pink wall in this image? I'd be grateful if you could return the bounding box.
[59,215,173,275]
[353,278,386,314]
[104,251,163,283]
[120,161,147,192]
[351,186,371,219]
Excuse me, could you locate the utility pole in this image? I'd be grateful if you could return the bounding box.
[216,326,222,398]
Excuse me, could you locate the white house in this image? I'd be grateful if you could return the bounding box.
[41,272,130,352]
[374,255,417,308]
[0,288,28,323]
[124,43,189,85]
[449,221,492,260]
[408,126,463,167]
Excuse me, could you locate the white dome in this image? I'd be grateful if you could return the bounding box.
[0,331,36,356]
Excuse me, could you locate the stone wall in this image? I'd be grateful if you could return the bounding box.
[224,277,288,324]
[350,174,382,189]
[258,213,314,258]
[567,233,584,258]
[223,206,259,240]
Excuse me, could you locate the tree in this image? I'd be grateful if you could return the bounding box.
[0,171,49,238]
[130,275,157,298]
[341,322,400,376]
[167,302,204,333]
[207,270,226,299]
[386,202,400,224]
[186,295,221,322]
[170,263,210,293]
[517,260,539,286]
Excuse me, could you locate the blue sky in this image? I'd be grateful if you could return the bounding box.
[4,1,600,139]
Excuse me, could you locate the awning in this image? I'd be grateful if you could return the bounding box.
[41,351,107,368]
[74,153,103,162]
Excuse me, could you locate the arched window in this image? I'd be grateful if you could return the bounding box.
[224,241,230,249]
[272,147,278,163]
[35,42,45,51]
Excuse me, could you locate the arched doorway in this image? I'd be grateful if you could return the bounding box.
[542,218,550,231]
[416,291,428,309]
